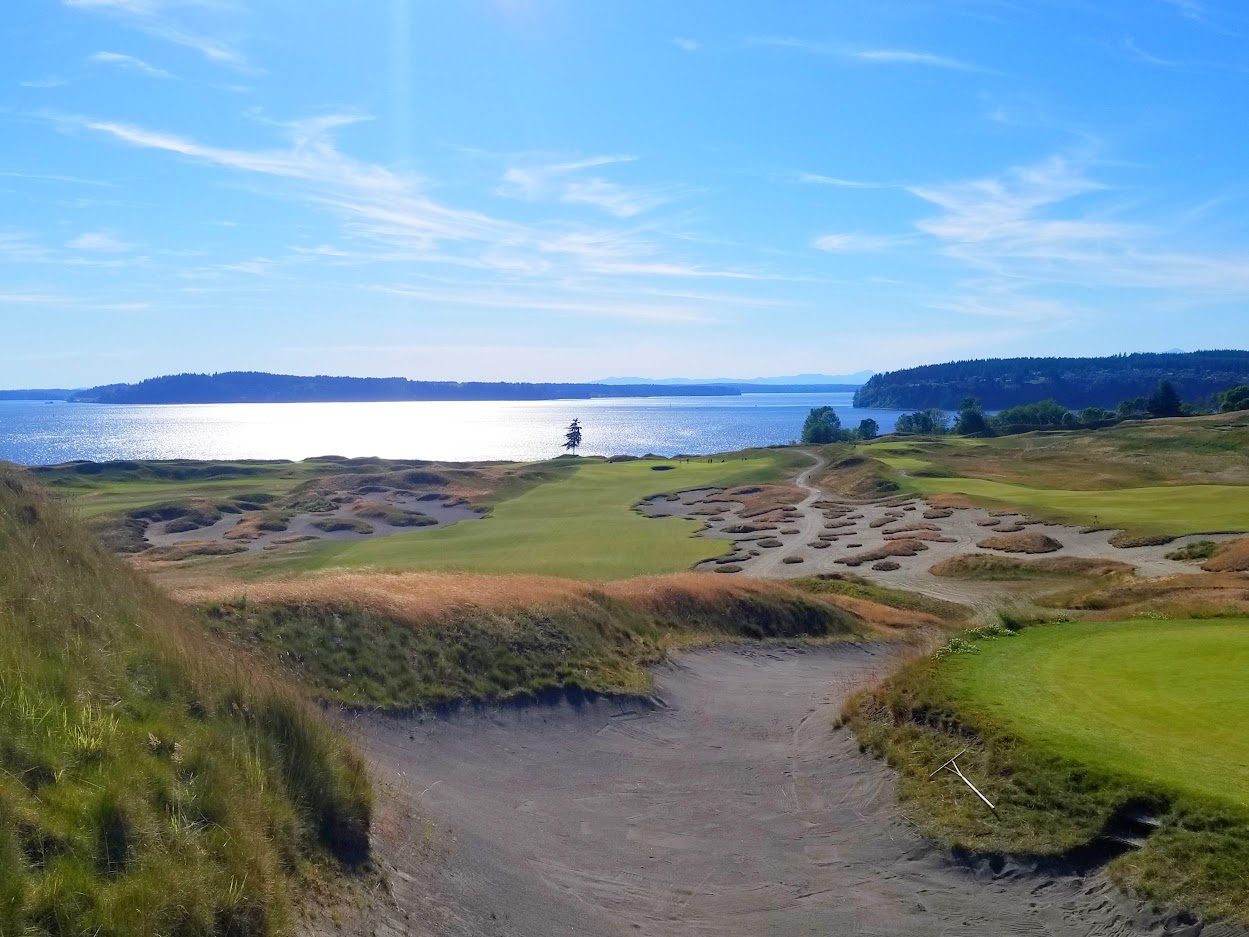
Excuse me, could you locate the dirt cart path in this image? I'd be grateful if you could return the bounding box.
[333,647,1219,936]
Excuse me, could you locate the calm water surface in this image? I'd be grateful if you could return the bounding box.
[0,393,917,465]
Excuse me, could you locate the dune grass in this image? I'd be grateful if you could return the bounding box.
[189,571,872,709]
[0,469,370,935]
[295,454,800,580]
[847,617,1249,923]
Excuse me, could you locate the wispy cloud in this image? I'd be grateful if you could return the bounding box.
[88,51,175,78]
[67,230,133,252]
[906,154,1249,308]
[498,155,674,217]
[794,171,892,189]
[20,77,69,89]
[64,113,762,288]
[672,38,700,52]
[750,37,991,73]
[65,0,250,70]
[812,233,900,253]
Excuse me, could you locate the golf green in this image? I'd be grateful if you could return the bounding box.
[942,619,1249,808]
[310,455,791,580]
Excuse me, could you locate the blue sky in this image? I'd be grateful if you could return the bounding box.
[3,0,1249,387]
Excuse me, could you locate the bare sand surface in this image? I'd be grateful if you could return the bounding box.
[318,646,1234,937]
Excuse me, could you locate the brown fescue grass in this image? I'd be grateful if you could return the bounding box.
[1041,572,1249,616]
[1204,538,1249,572]
[702,484,806,517]
[930,553,1135,580]
[177,570,898,634]
[836,539,929,567]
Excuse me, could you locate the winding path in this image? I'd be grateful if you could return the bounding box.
[741,450,828,577]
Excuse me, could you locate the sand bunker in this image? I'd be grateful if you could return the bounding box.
[329,646,1200,936]
[639,457,1244,599]
[142,486,481,558]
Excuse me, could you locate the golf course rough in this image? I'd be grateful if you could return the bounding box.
[940,618,1249,809]
[307,455,796,580]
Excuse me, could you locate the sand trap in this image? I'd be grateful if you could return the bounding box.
[143,487,481,555]
[641,455,1244,600]
[327,646,1208,936]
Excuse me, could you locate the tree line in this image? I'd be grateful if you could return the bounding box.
[890,381,1249,438]
[853,350,1249,410]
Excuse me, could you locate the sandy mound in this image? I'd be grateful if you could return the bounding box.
[976,531,1063,554]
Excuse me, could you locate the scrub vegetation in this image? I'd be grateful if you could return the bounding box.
[0,469,370,936]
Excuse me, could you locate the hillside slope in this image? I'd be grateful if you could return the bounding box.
[854,350,1249,409]
[0,470,370,935]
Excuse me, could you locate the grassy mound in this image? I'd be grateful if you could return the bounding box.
[185,572,878,710]
[790,574,970,623]
[1203,538,1249,572]
[975,531,1063,554]
[846,618,1249,923]
[1039,572,1249,617]
[0,471,370,935]
[930,553,1134,580]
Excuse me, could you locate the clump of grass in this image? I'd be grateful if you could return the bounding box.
[975,531,1063,554]
[1166,541,1217,562]
[351,502,438,527]
[311,518,375,534]
[789,573,971,622]
[0,470,371,935]
[1110,531,1176,548]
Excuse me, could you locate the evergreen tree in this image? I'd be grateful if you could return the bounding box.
[1221,385,1249,412]
[857,418,879,440]
[1146,380,1183,418]
[954,397,991,436]
[563,418,583,453]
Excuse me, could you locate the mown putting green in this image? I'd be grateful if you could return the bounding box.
[308,455,794,580]
[941,619,1249,807]
[906,475,1249,535]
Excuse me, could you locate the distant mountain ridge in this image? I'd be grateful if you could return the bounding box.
[854,351,1249,411]
[0,389,76,401]
[597,371,875,386]
[68,372,749,404]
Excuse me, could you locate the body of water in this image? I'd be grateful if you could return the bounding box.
[0,393,919,465]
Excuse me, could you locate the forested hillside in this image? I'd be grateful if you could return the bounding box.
[854,351,1249,410]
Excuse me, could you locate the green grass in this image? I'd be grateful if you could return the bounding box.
[943,619,1249,807]
[848,617,1249,923]
[901,475,1249,535]
[0,469,371,935]
[790,574,970,620]
[298,454,800,580]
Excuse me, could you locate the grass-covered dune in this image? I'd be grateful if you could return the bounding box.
[0,470,370,935]
[848,618,1249,924]
[180,571,957,711]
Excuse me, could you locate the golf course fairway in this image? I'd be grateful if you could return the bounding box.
[306,454,793,579]
[941,618,1249,808]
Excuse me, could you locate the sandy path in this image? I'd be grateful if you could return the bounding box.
[325,647,1222,936]
[740,450,826,577]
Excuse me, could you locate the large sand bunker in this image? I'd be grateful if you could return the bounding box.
[328,647,1215,936]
